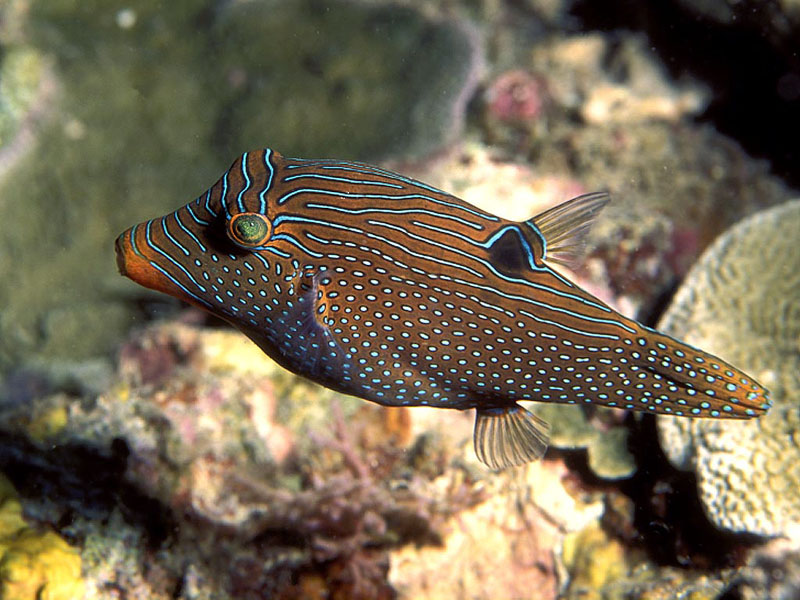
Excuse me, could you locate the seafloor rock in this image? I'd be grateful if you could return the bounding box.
[557,522,736,599]
[1,316,788,598]
[657,199,800,540]
[389,459,604,598]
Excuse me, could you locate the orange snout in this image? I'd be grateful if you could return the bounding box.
[114,225,200,307]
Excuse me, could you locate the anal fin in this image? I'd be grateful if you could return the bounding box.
[474,405,551,470]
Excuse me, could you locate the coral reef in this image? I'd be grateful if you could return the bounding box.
[1,0,798,597]
[0,473,85,600]
[4,319,754,599]
[535,404,636,480]
[0,323,491,598]
[657,200,800,539]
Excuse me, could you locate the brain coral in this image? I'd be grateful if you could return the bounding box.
[657,199,800,539]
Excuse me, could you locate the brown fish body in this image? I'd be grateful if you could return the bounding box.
[116,149,771,469]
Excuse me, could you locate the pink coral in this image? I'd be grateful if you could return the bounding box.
[485,70,547,123]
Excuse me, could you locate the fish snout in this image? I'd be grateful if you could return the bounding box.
[114,225,153,287]
[114,221,206,309]
[115,230,131,277]
[114,223,170,290]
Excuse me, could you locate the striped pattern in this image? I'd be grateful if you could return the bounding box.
[116,148,771,469]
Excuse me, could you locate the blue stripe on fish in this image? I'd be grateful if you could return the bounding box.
[258,149,275,213]
[236,151,253,213]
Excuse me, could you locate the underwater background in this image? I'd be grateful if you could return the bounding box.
[0,0,799,598]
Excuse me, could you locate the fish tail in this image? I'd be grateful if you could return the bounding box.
[620,324,771,419]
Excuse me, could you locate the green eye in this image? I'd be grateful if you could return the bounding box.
[229,212,271,247]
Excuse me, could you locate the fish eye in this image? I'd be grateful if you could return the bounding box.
[228,212,271,247]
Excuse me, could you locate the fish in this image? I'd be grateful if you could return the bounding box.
[115,148,771,470]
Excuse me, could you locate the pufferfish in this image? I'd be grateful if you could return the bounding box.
[115,149,771,470]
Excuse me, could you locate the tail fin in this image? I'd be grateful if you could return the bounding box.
[608,324,771,419]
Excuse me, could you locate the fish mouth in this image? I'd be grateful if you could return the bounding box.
[114,232,129,277]
[114,223,198,307]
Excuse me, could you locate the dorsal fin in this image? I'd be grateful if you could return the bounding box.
[529,192,610,268]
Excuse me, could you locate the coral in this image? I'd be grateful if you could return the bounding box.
[3,300,790,598]
[558,523,735,599]
[3,2,799,597]
[522,32,792,313]
[536,404,637,480]
[0,473,85,600]
[389,458,604,599]
[657,200,800,539]
[0,321,495,598]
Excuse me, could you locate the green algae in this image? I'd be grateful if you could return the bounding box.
[213,0,477,159]
[535,404,637,480]
[0,0,478,370]
[0,48,46,146]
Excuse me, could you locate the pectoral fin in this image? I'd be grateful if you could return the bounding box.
[274,268,349,382]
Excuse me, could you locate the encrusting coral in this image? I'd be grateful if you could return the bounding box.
[0,473,85,600]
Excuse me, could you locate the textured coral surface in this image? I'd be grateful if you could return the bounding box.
[658,200,800,540]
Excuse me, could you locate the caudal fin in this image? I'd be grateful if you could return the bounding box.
[625,325,771,419]
[574,320,772,420]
